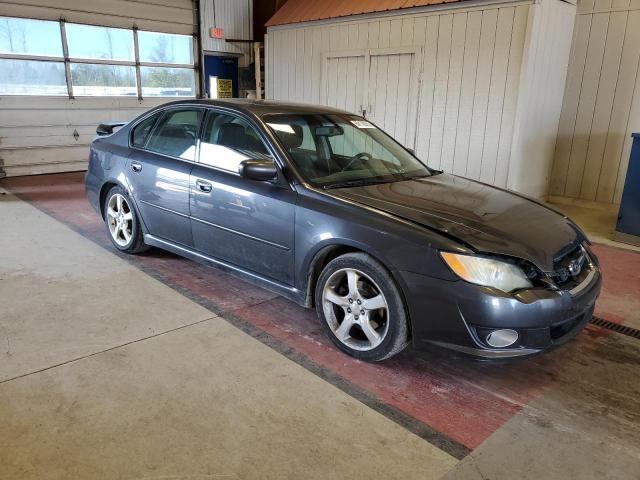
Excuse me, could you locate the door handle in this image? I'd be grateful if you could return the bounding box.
[196,179,212,193]
[131,161,142,173]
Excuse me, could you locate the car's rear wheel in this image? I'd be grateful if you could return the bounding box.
[315,252,409,361]
[104,185,147,254]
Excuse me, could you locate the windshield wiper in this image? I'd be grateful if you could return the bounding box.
[323,178,393,189]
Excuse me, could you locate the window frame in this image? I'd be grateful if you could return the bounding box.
[0,15,197,98]
[198,108,278,176]
[135,106,205,161]
[128,105,296,190]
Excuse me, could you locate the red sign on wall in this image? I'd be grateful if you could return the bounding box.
[210,27,224,39]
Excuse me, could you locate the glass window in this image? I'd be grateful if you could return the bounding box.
[0,17,63,57]
[66,24,134,61]
[0,58,67,95]
[199,112,271,173]
[146,109,203,160]
[264,114,431,187]
[70,64,136,96]
[138,31,193,64]
[140,66,195,97]
[132,112,160,148]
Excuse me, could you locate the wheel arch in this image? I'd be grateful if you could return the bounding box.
[98,179,137,220]
[302,241,413,337]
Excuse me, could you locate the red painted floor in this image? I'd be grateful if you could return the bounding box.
[2,172,638,451]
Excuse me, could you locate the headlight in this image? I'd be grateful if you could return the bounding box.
[440,252,532,292]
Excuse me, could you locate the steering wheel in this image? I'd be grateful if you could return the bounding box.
[340,152,372,172]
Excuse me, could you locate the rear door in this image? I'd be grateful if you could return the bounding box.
[189,109,296,285]
[127,107,204,247]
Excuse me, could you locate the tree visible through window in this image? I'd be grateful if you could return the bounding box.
[0,15,196,97]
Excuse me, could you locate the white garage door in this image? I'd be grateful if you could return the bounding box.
[0,0,197,177]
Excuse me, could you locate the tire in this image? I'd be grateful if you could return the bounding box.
[315,252,409,361]
[103,185,148,254]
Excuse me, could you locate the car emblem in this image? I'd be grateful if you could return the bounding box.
[568,254,585,276]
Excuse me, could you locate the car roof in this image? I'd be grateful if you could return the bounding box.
[155,98,354,119]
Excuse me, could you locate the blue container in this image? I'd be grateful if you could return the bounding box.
[615,133,640,246]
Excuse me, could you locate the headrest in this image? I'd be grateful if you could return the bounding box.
[276,124,303,150]
[217,123,246,148]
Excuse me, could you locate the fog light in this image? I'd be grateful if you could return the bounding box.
[486,329,519,348]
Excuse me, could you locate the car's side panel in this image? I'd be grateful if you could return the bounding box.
[85,137,132,215]
[189,165,296,284]
[125,148,194,247]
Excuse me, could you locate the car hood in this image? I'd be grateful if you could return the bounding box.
[330,173,582,271]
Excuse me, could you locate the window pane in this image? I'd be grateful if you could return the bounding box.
[132,113,160,148]
[138,31,193,64]
[140,67,195,97]
[0,59,67,95]
[263,114,430,186]
[0,17,63,57]
[146,109,203,160]
[70,64,136,96]
[66,24,133,61]
[200,112,271,173]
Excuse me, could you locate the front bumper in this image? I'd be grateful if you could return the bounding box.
[401,262,602,360]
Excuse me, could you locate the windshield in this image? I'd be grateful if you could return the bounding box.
[263,113,432,187]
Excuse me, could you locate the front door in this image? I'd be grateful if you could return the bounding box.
[189,110,296,284]
[127,107,204,247]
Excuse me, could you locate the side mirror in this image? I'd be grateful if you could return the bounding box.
[238,159,278,182]
[406,147,416,155]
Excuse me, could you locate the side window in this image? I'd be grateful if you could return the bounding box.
[146,108,203,161]
[199,111,272,173]
[131,112,160,148]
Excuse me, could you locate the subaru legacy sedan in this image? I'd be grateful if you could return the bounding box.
[85,99,601,361]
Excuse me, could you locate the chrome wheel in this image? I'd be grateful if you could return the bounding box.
[106,193,133,247]
[322,268,389,351]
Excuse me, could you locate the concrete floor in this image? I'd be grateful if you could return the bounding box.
[1,174,640,479]
[548,196,640,254]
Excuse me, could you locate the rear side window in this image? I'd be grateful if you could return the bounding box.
[198,111,272,173]
[131,113,160,148]
[145,108,203,160]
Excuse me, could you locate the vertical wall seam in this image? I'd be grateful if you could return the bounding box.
[594,9,629,202]
[577,10,611,199]
[493,7,516,184]
[477,8,500,180]
[561,13,594,196]
[464,10,483,177]
[451,12,469,175]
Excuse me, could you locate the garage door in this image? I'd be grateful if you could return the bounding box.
[0,0,197,177]
[322,47,421,149]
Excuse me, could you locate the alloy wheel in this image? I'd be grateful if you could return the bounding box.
[322,268,389,351]
[106,193,133,247]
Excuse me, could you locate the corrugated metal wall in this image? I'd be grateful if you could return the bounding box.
[550,0,640,204]
[266,0,576,198]
[200,0,253,64]
[0,0,196,177]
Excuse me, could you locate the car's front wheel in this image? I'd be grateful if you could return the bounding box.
[315,252,409,361]
[104,185,147,254]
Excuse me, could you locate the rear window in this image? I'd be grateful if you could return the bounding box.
[145,108,203,160]
[131,112,160,148]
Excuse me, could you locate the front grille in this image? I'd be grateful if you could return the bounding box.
[547,243,590,289]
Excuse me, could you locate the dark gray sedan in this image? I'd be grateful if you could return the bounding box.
[85,99,601,361]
